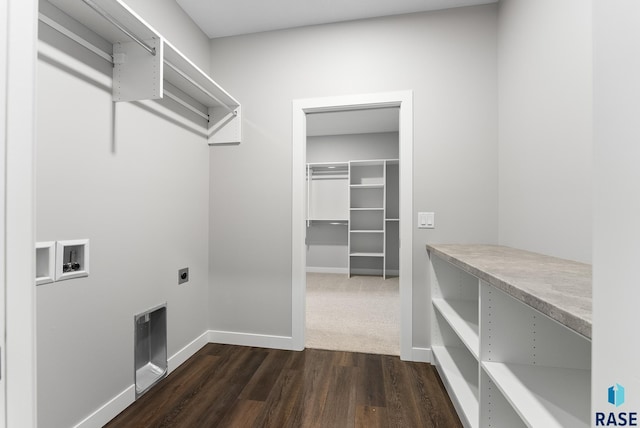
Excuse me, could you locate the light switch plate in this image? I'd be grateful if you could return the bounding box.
[418,212,435,229]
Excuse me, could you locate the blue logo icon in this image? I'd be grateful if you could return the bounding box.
[609,384,626,407]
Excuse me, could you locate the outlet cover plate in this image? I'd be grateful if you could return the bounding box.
[178,268,189,284]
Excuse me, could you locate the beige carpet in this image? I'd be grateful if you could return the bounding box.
[305,273,400,356]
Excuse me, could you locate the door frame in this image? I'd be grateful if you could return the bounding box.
[2,0,38,426]
[291,91,413,360]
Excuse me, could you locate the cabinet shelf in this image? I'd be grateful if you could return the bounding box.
[432,346,479,428]
[432,298,479,359]
[482,362,590,428]
[350,207,383,211]
[350,230,383,233]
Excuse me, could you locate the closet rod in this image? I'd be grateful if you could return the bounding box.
[82,0,156,56]
[38,14,209,121]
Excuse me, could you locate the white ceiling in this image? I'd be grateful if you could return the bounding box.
[306,108,399,137]
[176,0,498,39]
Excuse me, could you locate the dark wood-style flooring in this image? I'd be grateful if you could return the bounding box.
[106,344,462,428]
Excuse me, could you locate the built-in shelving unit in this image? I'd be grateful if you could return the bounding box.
[306,159,398,278]
[45,0,241,144]
[348,160,398,278]
[428,244,591,428]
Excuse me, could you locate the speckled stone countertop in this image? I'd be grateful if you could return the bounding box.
[426,244,592,339]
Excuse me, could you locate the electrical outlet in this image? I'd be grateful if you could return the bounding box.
[178,268,189,284]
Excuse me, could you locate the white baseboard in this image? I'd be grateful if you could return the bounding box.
[74,330,208,428]
[208,330,295,350]
[168,330,209,373]
[350,268,384,276]
[306,267,348,274]
[73,385,135,428]
[411,347,432,363]
[306,267,399,277]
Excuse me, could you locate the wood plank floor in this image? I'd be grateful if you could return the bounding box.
[106,344,462,428]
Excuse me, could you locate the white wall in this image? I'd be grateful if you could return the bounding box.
[36,11,209,428]
[592,0,640,418]
[208,6,498,348]
[307,132,399,163]
[497,0,592,263]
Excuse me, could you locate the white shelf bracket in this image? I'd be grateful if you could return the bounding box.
[113,37,163,102]
[208,105,242,145]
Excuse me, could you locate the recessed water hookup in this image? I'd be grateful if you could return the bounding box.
[55,239,90,281]
[178,268,189,284]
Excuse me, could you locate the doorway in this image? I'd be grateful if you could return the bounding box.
[304,108,400,355]
[291,91,413,360]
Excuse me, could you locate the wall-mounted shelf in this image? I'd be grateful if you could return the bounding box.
[46,0,241,144]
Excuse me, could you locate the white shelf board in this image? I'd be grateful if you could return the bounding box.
[349,252,384,257]
[433,298,479,359]
[350,230,384,233]
[386,218,399,221]
[307,161,349,168]
[350,207,384,211]
[307,218,348,223]
[481,362,590,428]
[163,39,239,109]
[432,346,479,428]
[350,184,384,189]
[349,159,386,166]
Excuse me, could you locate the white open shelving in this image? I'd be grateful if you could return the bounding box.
[428,245,592,428]
[432,298,479,359]
[45,0,241,144]
[482,362,590,427]
[306,159,398,278]
[347,159,398,278]
[432,345,479,428]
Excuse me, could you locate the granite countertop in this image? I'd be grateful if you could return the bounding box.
[426,244,592,339]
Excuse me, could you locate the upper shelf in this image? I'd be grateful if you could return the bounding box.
[163,39,239,110]
[47,0,240,113]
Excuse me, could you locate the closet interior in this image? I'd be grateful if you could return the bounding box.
[305,108,399,278]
